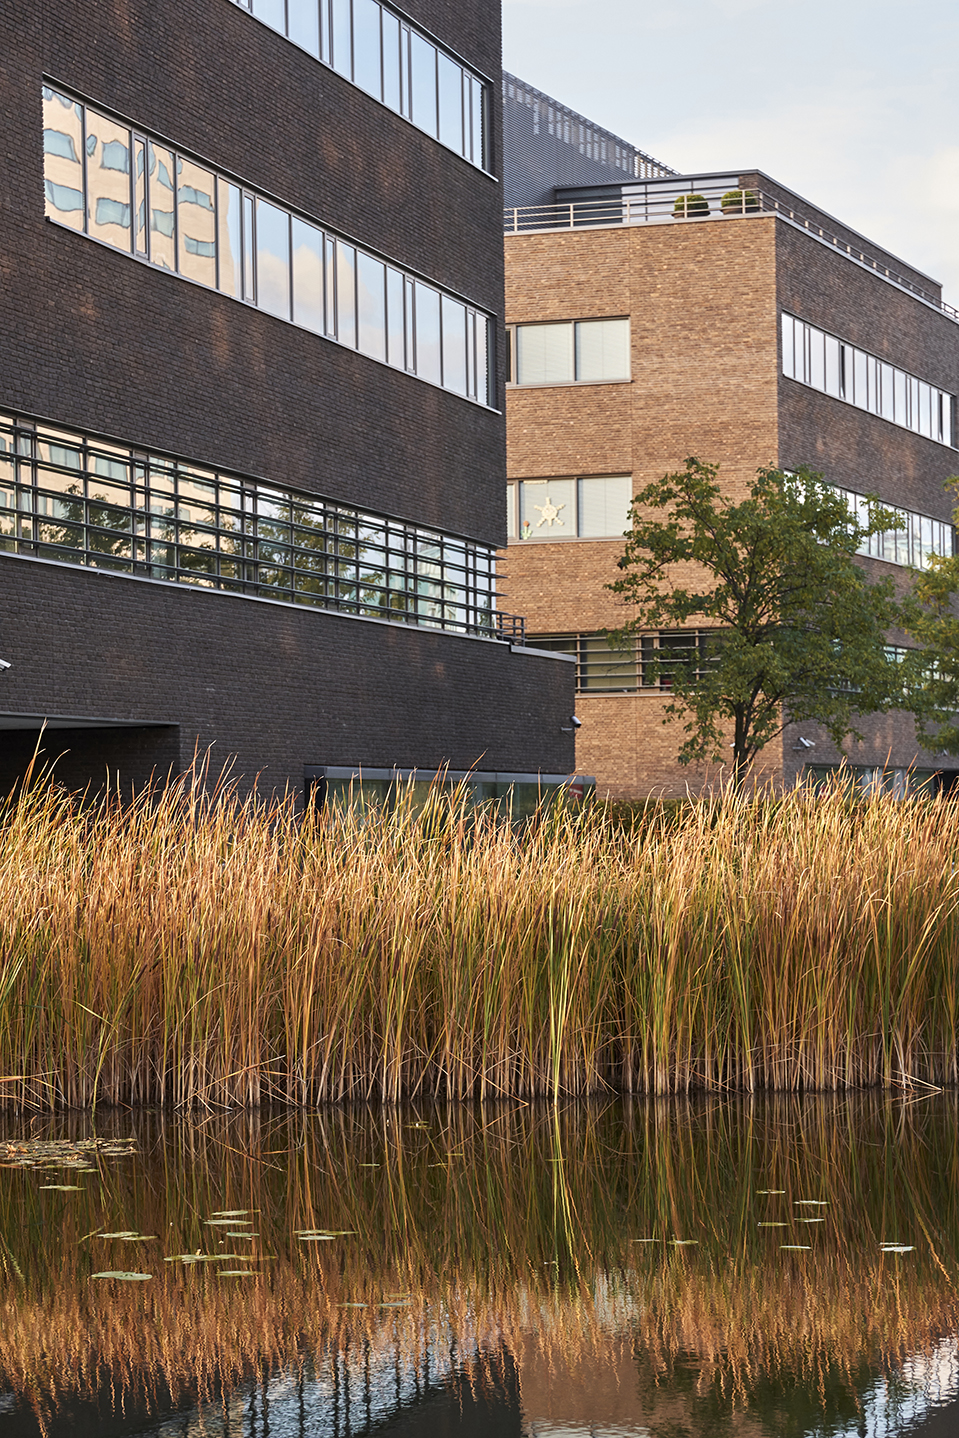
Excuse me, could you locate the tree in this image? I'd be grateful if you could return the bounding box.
[607,459,904,788]
[899,477,959,752]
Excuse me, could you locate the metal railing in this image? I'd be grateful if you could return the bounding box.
[495,611,527,643]
[505,184,959,323]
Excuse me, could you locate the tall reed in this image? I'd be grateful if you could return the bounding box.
[0,768,958,1106]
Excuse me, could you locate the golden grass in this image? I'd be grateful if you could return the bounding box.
[0,766,958,1106]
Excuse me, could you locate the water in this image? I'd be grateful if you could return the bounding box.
[0,1097,957,1437]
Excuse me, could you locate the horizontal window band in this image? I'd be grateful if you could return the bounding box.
[42,83,494,408]
[782,313,955,448]
[227,0,491,173]
[0,409,513,642]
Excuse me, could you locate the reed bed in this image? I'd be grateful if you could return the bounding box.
[0,767,958,1106]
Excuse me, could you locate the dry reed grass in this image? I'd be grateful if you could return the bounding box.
[0,764,958,1106]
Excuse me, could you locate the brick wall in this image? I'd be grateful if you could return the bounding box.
[0,0,506,544]
[502,209,959,797]
[0,554,575,798]
[776,222,959,522]
[503,217,781,796]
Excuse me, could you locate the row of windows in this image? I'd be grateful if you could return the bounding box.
[42,86,492,407]
[535,633,915,695]
[505,476,632,541]
[0,414,499,637]
[506,319,630,387]
[833,485,954,569]
[802,765,940,798]
[532,632,715,692]
[782,314,954,447]
[230,0,488,170]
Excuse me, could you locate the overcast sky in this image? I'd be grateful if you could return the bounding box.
[502,0,959,303]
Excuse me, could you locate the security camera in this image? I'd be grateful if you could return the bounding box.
[793,736,816,750]
[0,659,10,671]
[571,715,582,729]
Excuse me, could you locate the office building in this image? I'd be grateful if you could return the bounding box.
[501,73,959,797]
[0,3,575,803]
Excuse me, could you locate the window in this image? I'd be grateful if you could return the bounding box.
[509,319,630,386]
[0,409,500,640]
[507,476,632,540]
[532,631,716,692]
[532,634,639,692]
[42,85,493,407]
[830,484,954,570]
[782,314,955,447]
[228,0,489,170]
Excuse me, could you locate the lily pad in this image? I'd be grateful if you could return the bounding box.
[100,1232,140,1240]
[227,1231,258,1239]
[210,1210,251,1218]
[218,1270,256,1278]
[92,1271,152,1281]
[880,1244,915,1253]
[38,1185,83,1191]
[756,1189,786,1195]
[780,1245,810,1251]
[758,1222,788,1228]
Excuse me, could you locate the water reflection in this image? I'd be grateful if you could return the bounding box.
[0,1098,958,1436]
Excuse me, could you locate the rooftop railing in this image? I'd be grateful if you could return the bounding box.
[505,183,959,323]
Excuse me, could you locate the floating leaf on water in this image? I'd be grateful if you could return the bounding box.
[630,1238,658,1243]
[38,1185,82,1191]
[227,1232,259,1239]
[880,1245,915,1253]
[204,1218,248,1227]
[758,1222,788,1228]
[339,1302,370,1308]
[780,1245,811,1251]
[100,1232,140,1240]
[210,1211,252,1218]
[756,1189,786,1195]
[670,1240,698,1246]
[218,1270,256,1278]
[799,1218,825,1224]
[795,1200,829,1206]
[92,1271,152,1281]
[378,1301,412,1307]
[359,1164,380,1168]
[299,1234,337,1242]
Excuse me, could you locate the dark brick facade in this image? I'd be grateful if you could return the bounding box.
[0,0,505,542]
[0,0,575,795]
[0,555,572,795]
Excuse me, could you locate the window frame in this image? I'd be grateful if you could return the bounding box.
[228,0,491,173]
[782,312,956,449]
[506,475,633,542]
[505,318,632,388]
[42,82,495,410]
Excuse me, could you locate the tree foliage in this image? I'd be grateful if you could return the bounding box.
[608,459,904,786]
[900,476,959,752]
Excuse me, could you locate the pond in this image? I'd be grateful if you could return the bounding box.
[0,1096,957,1436]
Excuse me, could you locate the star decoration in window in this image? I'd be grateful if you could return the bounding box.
[534,496,565,527]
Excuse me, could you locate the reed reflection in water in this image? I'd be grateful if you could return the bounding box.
[0,1097,958,1436]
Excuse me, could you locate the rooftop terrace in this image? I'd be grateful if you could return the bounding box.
[504,170,955,323]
